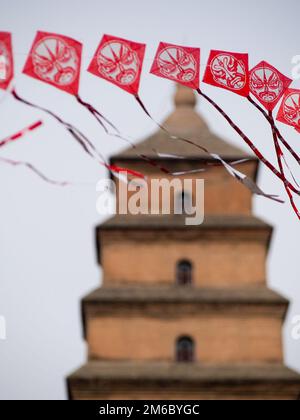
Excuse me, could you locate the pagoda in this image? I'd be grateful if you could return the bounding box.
[67,85,300,400]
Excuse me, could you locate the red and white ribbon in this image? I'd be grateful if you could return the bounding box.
[0,120,42,148]
[196,89,299,196]
[134,94,283,203]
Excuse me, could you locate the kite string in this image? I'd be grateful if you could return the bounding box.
[72,97,173,175]
[0,114,145,184]
[75,87,175,175]
[0,155,71,186]
[196,88,300,196]
[0,119,86,186]
[134,94,282,203]
[84,97,253,177]
[10,87,111,165]
[281,153,300,189]
[75,94,120,134]
[247,94,300,188]
[0,154,115,187]
[9,88,170,180]
[0,120,72,186]
[112,132,171,175]
[6,87,291,200]
[269,111,300,219]
[247,94,300,165]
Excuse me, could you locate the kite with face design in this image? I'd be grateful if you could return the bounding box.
[277,89,300,130]
[23,31,82,95]
[0,32,13,90]
[97,40,139,85]
[32,37,79,86]
[88,34,145,95]
[203,50,249,96]
[0,42,11,83]
[150,42,200,89]
[249,61,292,111]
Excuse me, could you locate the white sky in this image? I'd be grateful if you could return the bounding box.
[0,0,299,399]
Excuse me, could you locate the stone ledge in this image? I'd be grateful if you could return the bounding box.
[68,361,300,382]
[83,286,287,305]
[67,362,300,400]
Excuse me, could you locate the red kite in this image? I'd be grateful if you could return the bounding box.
[88,34,145,95]
[203,49,249,97]
[0,32,14,90]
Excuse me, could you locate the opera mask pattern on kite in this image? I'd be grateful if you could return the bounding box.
[249,61,292,111]
[156,46,196,82]
[88,34,146,95]
[32,37,78,86]
[23,31,82,95]
[0,32,13,90]
[212,54,246,89]
[284,93,300,126]
[0,42,11,82]
[150,42,200,89]
[277,89,300,129]
[203,50,249,96]
[97,40,139,86]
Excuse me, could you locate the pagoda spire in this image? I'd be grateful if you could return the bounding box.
[174,83,197,108]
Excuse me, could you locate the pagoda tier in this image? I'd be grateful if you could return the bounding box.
[69,362,300,400]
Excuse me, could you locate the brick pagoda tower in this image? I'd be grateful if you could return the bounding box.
[68,85,300,400]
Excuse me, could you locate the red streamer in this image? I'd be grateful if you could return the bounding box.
[269,111,300,219]
[11,88,108,164]
[0,32,14,91]
[10,89,150,181]
[247,94,300,165]
[75,94,119,134]
[196,88,300,196]
[134,94,282,203]
[106,164,145,179]
[0,120,42,148]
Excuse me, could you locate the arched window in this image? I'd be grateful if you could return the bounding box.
[176,260,193,285]
[176,336,195,362]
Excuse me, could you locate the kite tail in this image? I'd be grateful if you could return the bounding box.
[0,120,73,186]
[247,95,300,166]
[106,164,146,179]
[281,153,300,189]
[0,155,70,186]
[269,112,300,219]
[76,94,172,174]
[9,92,173,177]
[247,95,300,190]
[11,88,108,165]
[75,94,120,134]
[134,94,282,203]
[71,94,172,175]
[135,94,167,133]
[113,132,171,175]
[0,120,43,148]
[196,88,300,196]
[10,89,148,181]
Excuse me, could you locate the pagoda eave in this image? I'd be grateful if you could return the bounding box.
[67,362,300,400]
[80,286,288,339]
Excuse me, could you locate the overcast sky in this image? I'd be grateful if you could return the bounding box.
[0,0,300,400]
